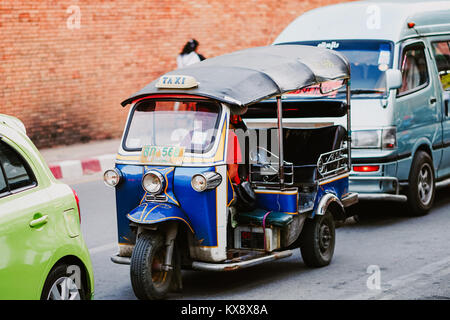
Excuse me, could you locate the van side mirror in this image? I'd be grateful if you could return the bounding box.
[385,69,402,90]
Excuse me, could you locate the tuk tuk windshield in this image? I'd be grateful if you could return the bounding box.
[124,99,221,154]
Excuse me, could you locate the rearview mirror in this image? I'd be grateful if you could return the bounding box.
[385,69,402,90]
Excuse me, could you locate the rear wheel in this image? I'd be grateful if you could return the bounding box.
[300,210,335,268]
[130,232,173,300]
[406,151,435,216]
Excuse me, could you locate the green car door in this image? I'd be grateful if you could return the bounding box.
[0,128,93,299]
[0,139,51,298]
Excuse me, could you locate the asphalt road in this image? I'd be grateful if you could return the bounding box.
[71,175,450,300]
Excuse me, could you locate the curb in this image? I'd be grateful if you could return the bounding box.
[48,154,116,180]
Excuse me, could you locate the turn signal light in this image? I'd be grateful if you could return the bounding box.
[353,165,380,172]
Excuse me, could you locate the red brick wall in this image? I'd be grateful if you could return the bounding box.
[0,0,351,148]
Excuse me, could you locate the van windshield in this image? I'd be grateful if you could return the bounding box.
[124,100,221,154]
[284,40,394,97]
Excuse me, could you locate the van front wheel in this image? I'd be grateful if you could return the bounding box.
[406,151,435,216]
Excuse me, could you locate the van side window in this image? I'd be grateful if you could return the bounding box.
[0,166,8,196]
[0,141,36,194]
[431,41,450,91]
[398,45,429,95]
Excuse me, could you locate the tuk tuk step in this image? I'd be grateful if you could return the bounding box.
[191,250,293,272]
[111,254,131,265]
[237,209,294,228]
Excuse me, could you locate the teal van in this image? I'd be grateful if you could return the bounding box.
[274,0,450,215]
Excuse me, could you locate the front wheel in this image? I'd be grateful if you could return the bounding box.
[300,210,336,268]
[130,232,173,300]
[406,151,435,216]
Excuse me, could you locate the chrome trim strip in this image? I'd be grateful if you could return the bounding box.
[357,193,407,202]
[350,176,398,181]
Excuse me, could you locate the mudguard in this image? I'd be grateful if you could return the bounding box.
[127,202,194,233]
[315,193,345,221]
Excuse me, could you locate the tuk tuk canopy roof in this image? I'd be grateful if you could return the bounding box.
[121,45,351,108]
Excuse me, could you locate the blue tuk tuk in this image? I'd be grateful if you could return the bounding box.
[104,45,358,299]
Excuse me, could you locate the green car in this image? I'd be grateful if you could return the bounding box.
[0,114,94,300]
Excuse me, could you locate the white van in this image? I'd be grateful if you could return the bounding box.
[274,0,450,215]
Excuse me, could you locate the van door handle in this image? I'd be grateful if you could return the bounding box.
[430,97,437,104]
[29,215,48,228]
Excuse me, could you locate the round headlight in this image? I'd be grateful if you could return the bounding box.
[142,171,164,194]
[191,172,222,192]
[191,174,207,192]
[103,169,122,187]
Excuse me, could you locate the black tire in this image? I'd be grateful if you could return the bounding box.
[130,232,172,300]
[300,210,336,268]
[406,151,435,216]
[41,264,86,300]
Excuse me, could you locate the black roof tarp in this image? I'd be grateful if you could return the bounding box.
[121,45,350,108]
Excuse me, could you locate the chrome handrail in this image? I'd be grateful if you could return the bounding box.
[317,146,348,177]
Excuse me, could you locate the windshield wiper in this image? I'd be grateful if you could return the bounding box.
[350,89,385,95]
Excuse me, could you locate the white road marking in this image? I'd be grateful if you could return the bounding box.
[346,255,450,300]
[66,172,104,186]
[88,242,117,255]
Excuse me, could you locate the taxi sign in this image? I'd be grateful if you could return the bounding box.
[156,75,198,89]
[140,145,185,165]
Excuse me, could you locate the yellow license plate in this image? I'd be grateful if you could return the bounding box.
[140,145,185,165]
